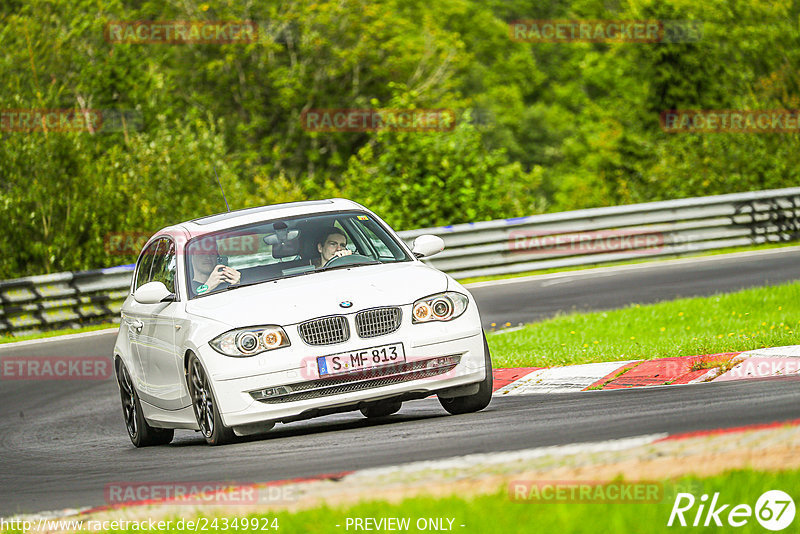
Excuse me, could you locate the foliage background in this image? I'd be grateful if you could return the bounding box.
[1,0,799,278]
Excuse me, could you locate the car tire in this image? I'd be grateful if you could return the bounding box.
[438,332,493,415]
[187,354,235,446]
[360,400,402,418]
[116,360,174,447]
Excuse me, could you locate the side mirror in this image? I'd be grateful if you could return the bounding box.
[411,235,445,258]
[133,281,175,304]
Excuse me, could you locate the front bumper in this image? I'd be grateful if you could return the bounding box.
[203,324,486,428]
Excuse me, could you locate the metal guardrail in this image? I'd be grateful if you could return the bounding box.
[403,187,800,279]
[2,187,799,336]
[0,265,134,336]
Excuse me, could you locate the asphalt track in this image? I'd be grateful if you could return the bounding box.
[1,367,798,516]
[1,249,799,517]
[469,246,800,327]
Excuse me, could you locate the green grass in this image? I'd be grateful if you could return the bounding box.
[22,468,794,533]
[460,241,800,286]
[486,280,800,368]
[0,322,117,344]
[261,469,798,534]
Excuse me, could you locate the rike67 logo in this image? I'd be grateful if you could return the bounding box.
[668,490,795,531]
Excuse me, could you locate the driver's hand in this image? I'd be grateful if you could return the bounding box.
[333,249,353,259]
[206,265,240,290]
[221,265,241,285]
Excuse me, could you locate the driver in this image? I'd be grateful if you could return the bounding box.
[312,227,352,268]
[188,238,241,295]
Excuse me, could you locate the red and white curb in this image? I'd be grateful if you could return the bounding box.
[492,345,800,395]
[714,345,800,382]
[493,361,637,395]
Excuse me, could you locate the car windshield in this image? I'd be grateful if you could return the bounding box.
[185,211,411,298]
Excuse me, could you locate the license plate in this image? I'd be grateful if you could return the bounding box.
[317,343,405,376]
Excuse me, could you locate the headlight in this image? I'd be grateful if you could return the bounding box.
[209,326,290,357]
[412,292,468,323]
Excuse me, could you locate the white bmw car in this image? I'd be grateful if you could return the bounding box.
[114,198,492,446]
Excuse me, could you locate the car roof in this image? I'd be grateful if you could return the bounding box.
[155,198,368,241]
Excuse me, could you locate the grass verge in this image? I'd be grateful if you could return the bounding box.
[486,280,800,368]
[46,468,798,533]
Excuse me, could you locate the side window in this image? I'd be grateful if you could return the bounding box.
[134,240,159,291]
[360,225,393,258]
[150,239,177,294]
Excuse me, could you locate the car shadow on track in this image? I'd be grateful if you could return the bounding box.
[167,402,452,447]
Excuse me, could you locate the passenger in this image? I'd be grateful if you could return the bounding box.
[312,227,352,268]
[188,239,241,295]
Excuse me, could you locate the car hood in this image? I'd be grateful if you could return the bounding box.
[185,262,449,327]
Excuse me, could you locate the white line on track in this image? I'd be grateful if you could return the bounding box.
[345,433,669,479]
[464,245,800,289]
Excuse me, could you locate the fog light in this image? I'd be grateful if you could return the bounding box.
[249,385,290,401]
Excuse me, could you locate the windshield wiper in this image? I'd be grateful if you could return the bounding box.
[223,269,315,291]
[215,261,381,293]
[223,281,260,291]
[223,278,278,291]
[317,260,381,273]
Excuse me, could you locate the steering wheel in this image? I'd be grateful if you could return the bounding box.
[322,253,374,268]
